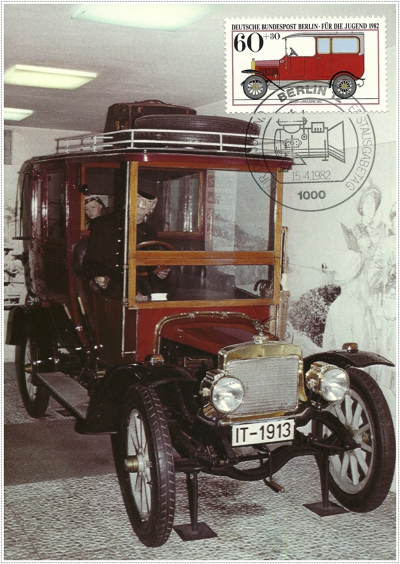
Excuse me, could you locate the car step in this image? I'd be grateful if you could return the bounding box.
[37,372,90,419]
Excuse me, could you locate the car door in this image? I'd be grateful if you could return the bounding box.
[316,37,332,78]
[76,161,134,363]
[42,164,70,300]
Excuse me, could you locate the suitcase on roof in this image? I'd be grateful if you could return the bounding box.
[103,100,196,132]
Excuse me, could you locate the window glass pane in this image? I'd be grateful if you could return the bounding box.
[332,37,359,53]
[83,165,126,229]
[287,36,315,56]
[33,179,41,240]
[205,171,273,252]
[137,264,274,302]
[143,169,274,251]
[47,170,65,238]
[143,170,201,234]
[317,38,330,54]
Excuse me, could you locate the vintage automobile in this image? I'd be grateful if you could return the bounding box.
[241,32,365,100]
[7,104,395,547]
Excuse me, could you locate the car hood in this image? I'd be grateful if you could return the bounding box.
[255,59,280,67]
[160,314,260,355]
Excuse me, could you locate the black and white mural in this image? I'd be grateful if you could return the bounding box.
[288,179,396,409]
[4,205,26,308]
[323,184,395,354]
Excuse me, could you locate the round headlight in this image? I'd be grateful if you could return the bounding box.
[320,367,349,401]
[211,377,244,414]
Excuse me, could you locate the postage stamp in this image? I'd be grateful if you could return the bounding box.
[226,17,386,113]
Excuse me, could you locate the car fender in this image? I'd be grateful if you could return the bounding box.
[329,71,363,87]
[79,362,197,434]
[304,349,394,373]
[240,69,268,86]
[6,305,28,346]
[241,69,259,75]
[6,304,54,359]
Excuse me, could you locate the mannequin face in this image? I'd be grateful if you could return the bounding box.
[136,194,156,224]
[85,199,104,220]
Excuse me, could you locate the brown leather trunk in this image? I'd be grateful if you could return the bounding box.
[103,100,196,132]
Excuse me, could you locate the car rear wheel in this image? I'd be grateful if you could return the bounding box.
[324,368,395,512]
[112,384,176,547]
[243,75,268,99]
[16,333,50,418]
[332,75,357,99]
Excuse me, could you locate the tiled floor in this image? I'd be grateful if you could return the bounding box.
[3,362,398,561]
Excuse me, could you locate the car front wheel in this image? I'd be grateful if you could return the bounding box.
[112,383,176,547]
[243,75,268,99]
[324,367,395,512]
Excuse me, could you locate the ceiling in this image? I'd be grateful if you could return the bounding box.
[4,3,393,133]
[3,3,244,132]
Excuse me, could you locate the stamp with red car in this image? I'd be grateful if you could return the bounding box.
[225,17,386,113]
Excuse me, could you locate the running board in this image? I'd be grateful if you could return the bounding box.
[37,372,90,419]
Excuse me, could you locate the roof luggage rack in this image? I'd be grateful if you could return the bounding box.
[56,127,259,155]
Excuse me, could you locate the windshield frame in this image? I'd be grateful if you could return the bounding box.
[127,159,285,309]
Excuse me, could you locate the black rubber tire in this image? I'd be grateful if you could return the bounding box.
[16,332,50,418]
[332,75,357,99]
[324,367,395,512]
[112,384,176,547]
[243,75,268,100]
[134,114,260,152]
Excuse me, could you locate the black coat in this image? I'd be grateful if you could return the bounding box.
[82,212,123,280]
[82,213,169,298]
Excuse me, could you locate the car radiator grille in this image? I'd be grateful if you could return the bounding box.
[226,355,300,416]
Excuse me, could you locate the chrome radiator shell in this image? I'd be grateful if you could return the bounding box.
[217,341,306,424]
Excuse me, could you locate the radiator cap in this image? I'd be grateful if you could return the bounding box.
[342,342,358,353]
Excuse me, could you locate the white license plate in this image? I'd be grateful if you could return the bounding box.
[232,418,295,447]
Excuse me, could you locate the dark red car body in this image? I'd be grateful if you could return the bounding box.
[242,33,365,99]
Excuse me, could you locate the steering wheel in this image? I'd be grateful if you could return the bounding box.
[136,240,174,275]
[137,240,174,251]
[289,47,298,56]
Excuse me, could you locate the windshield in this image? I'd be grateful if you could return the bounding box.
[131,167,278,304]
[140,169,274,251]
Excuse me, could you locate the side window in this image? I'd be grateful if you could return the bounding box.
[136,169,203,237]
[317,38,330,54]
[47,170,65,239]
[32,174,41,241]
[81,165,123,230]
[151,172,202,234]
[287,36,315,57]
[332,37,359,54]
